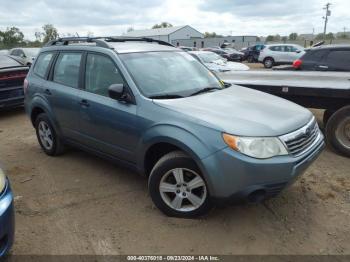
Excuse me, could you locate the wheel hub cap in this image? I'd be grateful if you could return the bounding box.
[159,168,207,212]
[38,121,53,150]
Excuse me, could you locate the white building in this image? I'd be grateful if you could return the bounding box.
[174,36,259,49]
[124,25,204,43]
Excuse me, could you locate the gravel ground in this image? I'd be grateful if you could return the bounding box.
[0,108,349,255]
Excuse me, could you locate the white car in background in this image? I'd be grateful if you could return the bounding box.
[189,51,249,72]
[258,44,305,68]
[8,47,40,66]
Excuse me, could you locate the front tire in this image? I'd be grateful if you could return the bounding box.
[35,113,65,156]
[148,151,212,218]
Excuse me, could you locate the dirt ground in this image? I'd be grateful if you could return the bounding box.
[0,108,349,255]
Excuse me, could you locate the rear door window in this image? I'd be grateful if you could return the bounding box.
[33,52,54,78]
[53,53,82,88]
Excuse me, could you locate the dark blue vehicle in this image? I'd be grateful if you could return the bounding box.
[24,37,324,218]
[241,44,265,63]
[0,167,15,256]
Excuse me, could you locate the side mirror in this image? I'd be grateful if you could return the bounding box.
[108,84,124,100]
[296,50,301,53]
[108,84,133,103]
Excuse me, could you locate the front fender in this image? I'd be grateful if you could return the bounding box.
[137,124,226,193]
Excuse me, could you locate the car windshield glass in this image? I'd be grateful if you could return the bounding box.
[120,51,222,98]
[197,52,224,63]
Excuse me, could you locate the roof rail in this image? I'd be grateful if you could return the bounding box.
[45,36,174,48]
[105,37,174,47]
[45,37,110,48]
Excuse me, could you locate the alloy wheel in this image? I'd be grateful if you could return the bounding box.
[159,168,207,212]
[38,121,54,150]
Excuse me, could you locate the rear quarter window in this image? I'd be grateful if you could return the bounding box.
[33,52,54,78]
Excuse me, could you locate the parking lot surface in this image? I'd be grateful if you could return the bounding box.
[0,108,349,255]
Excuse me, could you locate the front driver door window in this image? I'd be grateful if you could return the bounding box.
[78,53,138,161]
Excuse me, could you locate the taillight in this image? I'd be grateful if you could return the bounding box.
[293,59,302,69]
[24,78,29,94]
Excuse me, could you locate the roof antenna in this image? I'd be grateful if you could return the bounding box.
[76,32,80,37]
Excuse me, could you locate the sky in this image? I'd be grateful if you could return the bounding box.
[0,0,349,40]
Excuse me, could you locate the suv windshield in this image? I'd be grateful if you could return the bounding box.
[120,51,222,98]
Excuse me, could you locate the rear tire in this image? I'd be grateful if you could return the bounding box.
[148,151,212,218]
[325,106,350,157]
[35,113,65,156]
[263,57,274,68]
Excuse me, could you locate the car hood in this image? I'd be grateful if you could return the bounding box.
[154,85,313,137]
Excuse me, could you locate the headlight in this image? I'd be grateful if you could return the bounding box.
[0,168,5,194]
[223,133,288,159]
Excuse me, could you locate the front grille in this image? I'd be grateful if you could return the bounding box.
[280,118,320,157]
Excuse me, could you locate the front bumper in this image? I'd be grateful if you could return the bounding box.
[0,180,15,257]
[201,137,325,202]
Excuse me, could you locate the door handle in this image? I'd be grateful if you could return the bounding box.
[44,89,52,95]
[79,99,90,107]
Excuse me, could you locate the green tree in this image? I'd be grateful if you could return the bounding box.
[325,32,335,40]
[42,24,59,43]
[204,32,217,38]
[152,22,173,29]
[0,27,24,48]
[315,33,324,40]
[266,35,275,42]
[282,36,288,42]
[289,33,298,41]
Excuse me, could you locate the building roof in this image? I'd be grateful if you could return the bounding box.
[124,25,189,37]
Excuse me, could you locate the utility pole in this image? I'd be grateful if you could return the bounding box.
[323,3,331,38]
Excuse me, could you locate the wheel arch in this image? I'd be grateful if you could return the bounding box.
[137,125,215,178]
[28,96,60,134]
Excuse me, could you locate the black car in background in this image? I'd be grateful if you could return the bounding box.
[0,55,28,110]
[293,45,350,71]
[241,44,265,63]
[202,48,243,62]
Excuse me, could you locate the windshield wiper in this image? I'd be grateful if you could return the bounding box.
[149,94,184,99]
[189,87,222,97]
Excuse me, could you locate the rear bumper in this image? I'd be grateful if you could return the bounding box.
[0,180,15,257]
[201,137,325,202]
[0,86,24,110]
